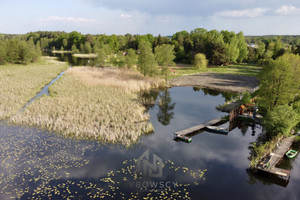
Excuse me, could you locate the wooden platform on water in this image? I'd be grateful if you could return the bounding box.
[174,118,224,137]
[255,136,295,181]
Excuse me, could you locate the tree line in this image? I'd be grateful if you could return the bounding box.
[1,29,300,71]
[0,38,41,65]
[258,53,300,137]
[0,29,249,65]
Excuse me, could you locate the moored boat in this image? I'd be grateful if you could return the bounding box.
[206,126,228,134]
[286,149,298,159]
[175,135,192,143]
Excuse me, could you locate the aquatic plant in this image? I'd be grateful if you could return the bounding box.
[0,57,69,119]
[10,67,162,145]
[0,123,206,199]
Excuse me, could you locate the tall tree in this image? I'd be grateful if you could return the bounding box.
[125,49,137,69]
[0,42,6,64]
[257,41,266,59]
[258,54,300,111]
[138,41,157,76]
[6,39,20,63]
[264,105,299,136]
[62,38,68,48]
[155,44,175,83]
[236,32,248,63]
[71,44,79,53]
[273,37,284,59]
[83,42,92,54]
[96,48,107,67]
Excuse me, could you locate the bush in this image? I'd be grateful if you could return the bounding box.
[241,92,251,104]
[194,53,208,69]
[264,105,299,137]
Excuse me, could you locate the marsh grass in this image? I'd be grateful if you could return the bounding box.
[10,67,161,146]
[0,57,69,119]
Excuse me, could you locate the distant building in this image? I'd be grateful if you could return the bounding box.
[247,43,258,48]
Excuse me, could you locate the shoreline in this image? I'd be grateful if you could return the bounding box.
[170,72,259,93]
[72,53,98,58]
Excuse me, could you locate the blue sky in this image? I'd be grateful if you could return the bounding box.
[0,0,300,35]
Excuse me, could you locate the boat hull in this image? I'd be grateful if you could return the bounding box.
[206,126,228,134]
[175,135,192,143]
[286,150,298,159]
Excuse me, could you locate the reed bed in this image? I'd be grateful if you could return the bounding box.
[10,67,161,146]
[0,57,69,119]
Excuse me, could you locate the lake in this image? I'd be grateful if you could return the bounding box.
[43,52,97,66]
[1,55,299,199]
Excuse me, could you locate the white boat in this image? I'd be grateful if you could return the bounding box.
[206,126,228,134]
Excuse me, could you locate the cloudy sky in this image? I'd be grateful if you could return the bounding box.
[0,0,300,35]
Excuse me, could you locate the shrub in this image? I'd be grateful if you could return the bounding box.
[264,105,299,137]
[193,53,208,69]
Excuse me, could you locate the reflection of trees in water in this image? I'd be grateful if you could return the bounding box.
[139,88,176,125]
[193,87,239,102]
[139,90,160,110]
[157,90,176,126]
[71,55,78,65]
[240,125,248,136]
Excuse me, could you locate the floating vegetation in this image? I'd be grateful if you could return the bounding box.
[0,57,69,119]
[27,159,206,199]
[10,67,162,145]
[0,122,92,199]
[0,122,206,199]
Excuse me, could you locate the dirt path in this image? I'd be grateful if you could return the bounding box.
[170,73,259,93]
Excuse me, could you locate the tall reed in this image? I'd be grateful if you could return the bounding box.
[11,67,161,146]
[0,57,68,119]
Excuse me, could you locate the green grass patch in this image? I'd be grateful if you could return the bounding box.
[169,63,262,79]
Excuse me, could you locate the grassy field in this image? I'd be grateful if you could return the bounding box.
[10,67,161,146]
[0,57,69,119]
[168,63,262,79]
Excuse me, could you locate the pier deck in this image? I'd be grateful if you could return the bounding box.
[255,136,295,181]
[174,118,224,137]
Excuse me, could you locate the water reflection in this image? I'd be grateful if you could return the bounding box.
[1,87,300,199]
[157,89,176,126]
[43,52,96,66]
[140,90,159,110]
[193,87,239,102]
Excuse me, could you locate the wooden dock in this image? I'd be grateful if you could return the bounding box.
[174,118,224,137]
[255,136,295,181]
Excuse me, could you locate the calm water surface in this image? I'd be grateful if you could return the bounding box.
[43,52,96,66]
[1,87,299,200]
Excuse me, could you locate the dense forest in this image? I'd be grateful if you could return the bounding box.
[1,30,300,67]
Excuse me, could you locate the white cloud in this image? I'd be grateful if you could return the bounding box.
[120,14,132,19]
[218,8,269,18]
[38,16,96,23]
[275,5,300,15]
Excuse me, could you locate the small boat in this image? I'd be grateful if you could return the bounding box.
[175,135,192,143]
[206,126,228,134]
[286,149,298,159]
